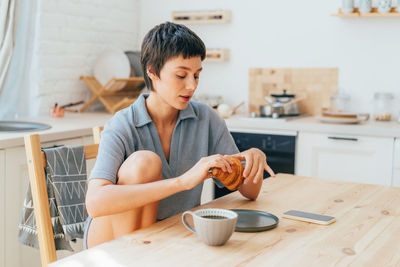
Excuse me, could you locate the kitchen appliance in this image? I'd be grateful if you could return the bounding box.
[259,90,304,118]
[214,130,296,199]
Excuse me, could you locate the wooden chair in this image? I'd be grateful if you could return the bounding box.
[24,126,103,267]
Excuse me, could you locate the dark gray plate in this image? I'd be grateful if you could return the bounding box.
[231,209,279,232]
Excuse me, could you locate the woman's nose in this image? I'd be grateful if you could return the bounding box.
[186,77,197,91]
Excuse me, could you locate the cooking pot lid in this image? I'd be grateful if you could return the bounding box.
[271,89,295,98]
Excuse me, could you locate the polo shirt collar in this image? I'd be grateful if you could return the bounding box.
[177,100,197,122]
[134,93,198,127]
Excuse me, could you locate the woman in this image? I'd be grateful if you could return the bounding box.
[84,22,275,249]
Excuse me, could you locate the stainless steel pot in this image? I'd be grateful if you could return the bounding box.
[262,90,305,116]
[270,90,299,115]
[259,104,284,117]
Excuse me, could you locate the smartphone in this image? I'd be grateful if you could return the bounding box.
[283,210,336,225]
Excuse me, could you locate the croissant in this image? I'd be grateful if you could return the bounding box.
[211,156,244,191]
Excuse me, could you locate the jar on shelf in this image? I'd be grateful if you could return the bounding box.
[373,92,394,121]
[359,0,372,14]
[378,0,392,13]
[342,0,355,13]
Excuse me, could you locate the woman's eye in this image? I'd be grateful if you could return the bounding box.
[194,76,199,79]
[176,75,186,79]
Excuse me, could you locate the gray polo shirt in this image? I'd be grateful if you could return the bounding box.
[90,93,239,220]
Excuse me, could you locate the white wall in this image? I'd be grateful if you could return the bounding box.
[139,0,400,116]
[36,0,141,115]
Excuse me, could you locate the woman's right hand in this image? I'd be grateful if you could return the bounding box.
[178,154,233,190]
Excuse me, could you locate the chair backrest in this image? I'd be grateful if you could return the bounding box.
[24,126,103,267]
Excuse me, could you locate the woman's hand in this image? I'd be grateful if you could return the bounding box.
[178,154,234,190]
[230,148,275,185]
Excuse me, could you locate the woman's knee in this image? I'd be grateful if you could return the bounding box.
[117,150,162,185]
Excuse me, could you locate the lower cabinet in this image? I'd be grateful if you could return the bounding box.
[3,136,93,267]
[0,150,5,267]
[392,138,400,187]
[296,132,394,186]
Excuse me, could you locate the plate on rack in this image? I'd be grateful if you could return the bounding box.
[93,48,131,90]
[316,115,362,124]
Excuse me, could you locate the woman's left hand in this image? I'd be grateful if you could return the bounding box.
[230,148,275,185]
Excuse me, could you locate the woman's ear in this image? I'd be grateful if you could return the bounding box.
[146,67,158,80]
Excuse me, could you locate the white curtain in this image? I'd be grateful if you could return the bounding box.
[0,0,39,119]
[0,0,16,97]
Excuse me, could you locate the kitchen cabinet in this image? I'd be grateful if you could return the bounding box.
[392,138,400,187]
[296,132,394,186]
[3,136,92,267]
[0,150,5,267]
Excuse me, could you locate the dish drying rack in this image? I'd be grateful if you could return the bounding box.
[79,76,145,114]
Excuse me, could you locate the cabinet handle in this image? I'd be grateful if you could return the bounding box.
[328,136,358,142]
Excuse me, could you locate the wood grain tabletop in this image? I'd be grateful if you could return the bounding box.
[50,174,400,267]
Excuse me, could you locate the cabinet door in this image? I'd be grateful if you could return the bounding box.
[0,150,5,267]
[296,132,394,186]
[4,137,84,267]
[392,138,400,187]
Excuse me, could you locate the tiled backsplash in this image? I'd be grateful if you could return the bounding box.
[249,68,338,116]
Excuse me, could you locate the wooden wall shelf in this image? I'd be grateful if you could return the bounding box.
[333,7,400,17]
[172,10,231,24]
[205,48,230,62]
[80,76,144,114]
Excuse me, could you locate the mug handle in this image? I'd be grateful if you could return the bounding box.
[182,211,196,233]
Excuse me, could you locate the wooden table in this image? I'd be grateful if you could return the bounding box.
[50,174,400,266]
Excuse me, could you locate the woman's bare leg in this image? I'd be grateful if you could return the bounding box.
[86,150,162,248]
[111,150,162,238]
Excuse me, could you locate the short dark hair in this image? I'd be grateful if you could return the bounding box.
[141,22,206,91]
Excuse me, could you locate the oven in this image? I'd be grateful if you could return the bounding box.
[213,129,297,199]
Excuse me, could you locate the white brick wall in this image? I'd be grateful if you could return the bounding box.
[36,0,141,115]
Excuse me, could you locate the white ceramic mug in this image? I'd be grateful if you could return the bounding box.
[182,208,238,246]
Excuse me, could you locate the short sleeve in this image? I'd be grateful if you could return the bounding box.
[212,119,239,156]
[89,127,127,184]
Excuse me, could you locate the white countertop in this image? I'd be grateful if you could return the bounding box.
[226,115,400,138]
[0,112,113,149]
[1,112,400,149]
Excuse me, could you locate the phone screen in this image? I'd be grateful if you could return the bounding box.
[284,210,334,222]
